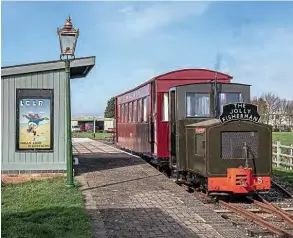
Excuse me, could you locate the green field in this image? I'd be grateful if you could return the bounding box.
[1,177,91,238]
[272,132,293,146]
[73,132,293,145]
[72,132,113,140]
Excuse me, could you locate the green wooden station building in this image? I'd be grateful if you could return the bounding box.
[1,56,95,174]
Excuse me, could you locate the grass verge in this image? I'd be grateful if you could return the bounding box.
[272,167,293,183]
[272,132,293,146]
[1,177,91,238]
[72,132,113,140]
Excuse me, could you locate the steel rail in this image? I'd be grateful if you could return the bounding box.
[219,200,292,237]
[272,180,293,198]
[258,194,293,220]
[249,198,293,226]
[269,203,293,220]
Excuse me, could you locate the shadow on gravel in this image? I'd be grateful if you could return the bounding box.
[80,174,163,192]
[74,153,146,176]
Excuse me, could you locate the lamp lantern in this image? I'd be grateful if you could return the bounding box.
[57,16,79,58]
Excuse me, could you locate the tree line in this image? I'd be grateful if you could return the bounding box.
[250,92,293,131]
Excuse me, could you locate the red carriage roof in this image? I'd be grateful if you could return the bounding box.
[115,68,233,98]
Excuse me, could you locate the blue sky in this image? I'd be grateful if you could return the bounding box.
[2,1,293,116]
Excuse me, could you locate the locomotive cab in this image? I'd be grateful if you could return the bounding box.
[169,82,251,172]
[169,82,272,195]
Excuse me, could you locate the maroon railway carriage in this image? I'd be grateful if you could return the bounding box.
[114,69,232,167]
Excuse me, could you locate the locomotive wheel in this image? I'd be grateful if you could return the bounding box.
[205,196,218,203]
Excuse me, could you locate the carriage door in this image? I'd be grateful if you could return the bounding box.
[169,90,177,169]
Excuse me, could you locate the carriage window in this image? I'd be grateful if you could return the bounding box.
[119,105,122,122]
[137,99,142,122]
[129,102,133,122]
[133,101,137,122]
[121,104,124,122]
[186,93,210,117]
[219,93,243,113]
[162,93,169,121]
[124,103,129,122]
[142,97,148,122]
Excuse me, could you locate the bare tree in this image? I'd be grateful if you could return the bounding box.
[286,100,293,130]
[276,99,289,127]
[250,96,268,123]
[261,93,281,124]
[250,93,292,130]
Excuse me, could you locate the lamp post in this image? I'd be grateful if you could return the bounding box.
[93,117,96,138]
[57,16,79,187]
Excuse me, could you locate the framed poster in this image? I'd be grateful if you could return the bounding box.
[16,89,54,151]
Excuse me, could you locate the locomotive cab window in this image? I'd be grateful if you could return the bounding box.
[221,131,259,160]
[186,93,210,117]
[219,92,243,113]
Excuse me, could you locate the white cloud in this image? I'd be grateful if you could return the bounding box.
[103,2,210,39]
[223,25,293,100]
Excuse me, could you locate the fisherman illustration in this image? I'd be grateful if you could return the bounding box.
[22,113,49,137]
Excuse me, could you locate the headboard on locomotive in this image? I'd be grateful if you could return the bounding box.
[174,82,251,171]
[185,103,272,178]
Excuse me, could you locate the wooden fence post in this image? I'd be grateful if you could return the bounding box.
[291,144,293,170]
[276,141,281,167]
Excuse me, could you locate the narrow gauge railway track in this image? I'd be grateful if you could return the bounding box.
[219,199,293,237]
[195,189,293,238]
[174,180,293,238]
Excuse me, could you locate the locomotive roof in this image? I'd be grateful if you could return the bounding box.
[187,119,221,127]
